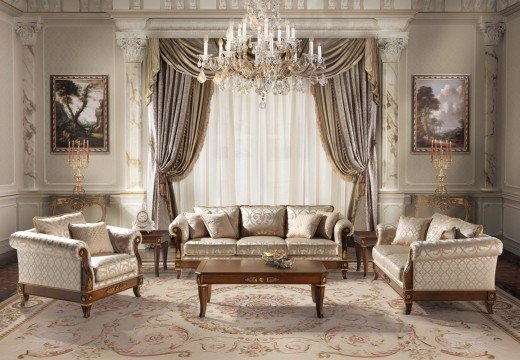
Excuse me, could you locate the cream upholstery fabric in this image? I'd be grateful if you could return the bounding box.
[183,213,209,238]
[33,212,86,238]
[195,206,240,238]
[236,236,288,256]
[201,213,236,239]
[426,213,483,241]
[90,253,138,282]
[410,237,503,262]
[286,205,333,235]
[392,216,431,246]
[107,226,141,256]
[372,245,410,287]
[315,211,340,239]
[286,213,322,239]
[376,224,397,245]
[10,230,88,260]
[285,238,338,256]
[169,214,190,242]
[240,206,286,237]
[183,238,237,256]
[440,227,457,240]
[93,269,139,290]
[69,222,114,255]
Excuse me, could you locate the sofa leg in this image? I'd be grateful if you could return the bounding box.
[19,293,29,307]
[405,301,413,315]
[176,270,182,279]
[486,291,496,314]
[133,285,141,298]
[81,304,92,318]
[342,270,347,279]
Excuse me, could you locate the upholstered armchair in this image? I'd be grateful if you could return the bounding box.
[10,225,143,318]
[373,220,503,314]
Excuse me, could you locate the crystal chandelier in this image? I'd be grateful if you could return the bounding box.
[197,0,326,108]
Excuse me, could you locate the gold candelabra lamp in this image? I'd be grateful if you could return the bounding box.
[430,139,452,198]
[67,140,90,194]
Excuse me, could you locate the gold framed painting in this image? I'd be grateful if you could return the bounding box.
[51,75,109,152]
[412,75,469,152]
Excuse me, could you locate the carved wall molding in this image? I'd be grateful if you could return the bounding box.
[116,32,147,63]
[478,16,506,46]
[14,17,42,46]
[377,35,408,63]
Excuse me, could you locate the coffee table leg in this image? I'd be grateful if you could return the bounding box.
[207,284,212,302]
[154,245,160,277]
[198,284,207,317]
[311,284,316,303]
[314,285,325,318]
[162,241,168,270]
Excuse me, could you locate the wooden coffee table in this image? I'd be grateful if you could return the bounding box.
[195,259,327,318]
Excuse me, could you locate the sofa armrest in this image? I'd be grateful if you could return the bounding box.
[106,226,142,256]
[169,214,189,242]
[10,230,89,260]
[410,237,503,262]
[376,224,396,246]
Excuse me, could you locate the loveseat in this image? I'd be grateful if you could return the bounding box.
[169,205,353,278]
[372,213,503,314]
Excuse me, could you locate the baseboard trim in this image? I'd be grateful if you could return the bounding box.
[502,237,520,257]
[0,249,16,266]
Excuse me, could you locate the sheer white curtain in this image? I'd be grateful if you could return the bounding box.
[173,86,356,216]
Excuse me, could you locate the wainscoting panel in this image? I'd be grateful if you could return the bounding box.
[0,200,17,254]
[503,197,520,255]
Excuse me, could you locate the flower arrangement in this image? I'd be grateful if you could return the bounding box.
[262,251,294,269]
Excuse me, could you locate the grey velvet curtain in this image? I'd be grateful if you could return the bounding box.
[312,56,379,230]
[152,59,214,228]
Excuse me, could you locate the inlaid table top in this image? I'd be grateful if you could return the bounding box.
[196,259,326,275]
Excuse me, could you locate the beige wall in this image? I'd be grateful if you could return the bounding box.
[501,10,520,255]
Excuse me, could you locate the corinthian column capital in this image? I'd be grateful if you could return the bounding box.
[478,17,506,46]
[116,32,148,63]
[15,17,42,46]
[377,35,408,63]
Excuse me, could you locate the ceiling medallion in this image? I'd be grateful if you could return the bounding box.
[198,0,326,108]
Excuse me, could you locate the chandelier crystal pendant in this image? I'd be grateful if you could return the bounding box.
[197,0,326,108]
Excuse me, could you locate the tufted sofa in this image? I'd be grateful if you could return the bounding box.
[373,213,503,314]
[169,205,353,278]
[10,214,143,318]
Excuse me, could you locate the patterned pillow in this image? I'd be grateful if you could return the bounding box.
[426,213,483,241]
[392,216,431,246]
[315,211,340,239]
[33,212,86,238]
[69,222,114,255]
[286,213,323,239]
[240,205,286,237]
[201,213,236,239]
[286,205,334,235]
[183,213,209,239]
[194,206,240,238]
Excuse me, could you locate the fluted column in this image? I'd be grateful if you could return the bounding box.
[479,17,505,190]
[377,36,408,191]
[15,18,42,190]
[116,32,147,190]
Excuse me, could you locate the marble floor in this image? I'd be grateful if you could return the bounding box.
[0,247,518,301]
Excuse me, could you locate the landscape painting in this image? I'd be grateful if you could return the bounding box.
[412,75,469,152]
[51,75,109,152]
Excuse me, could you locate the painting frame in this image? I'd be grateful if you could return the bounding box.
[51,75,109,153]
[412,74,470,153]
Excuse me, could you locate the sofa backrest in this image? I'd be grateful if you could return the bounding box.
[426,212,484,241]
[194,206,240,238]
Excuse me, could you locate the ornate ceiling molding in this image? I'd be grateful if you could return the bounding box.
[478,16,506,46]
[14,16,42,46]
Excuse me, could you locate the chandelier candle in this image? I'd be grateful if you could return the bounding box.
[197,0,326,108]
[67,140,90,194]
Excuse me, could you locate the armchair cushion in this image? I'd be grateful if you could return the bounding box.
[240,206,286,237]
[236,236,287,256]
[372,245,410,286]
[426,213,483,241]
[392,216,431,246]
[184,238,237,256]
[286,238,338,256]
[90,253,138,282]
[33,212,86,238]
[69,222,114,255]
[195,206,240,238]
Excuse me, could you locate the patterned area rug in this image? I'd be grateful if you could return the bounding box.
[0,270,519,359]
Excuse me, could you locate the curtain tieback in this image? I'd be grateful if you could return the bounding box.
[159,172,168,197]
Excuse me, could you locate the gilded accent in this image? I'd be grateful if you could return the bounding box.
[266,277,279,283]
[106,284,122,295]
[87,278,93,291]
[322,277,327,284]
[244,277,258,283]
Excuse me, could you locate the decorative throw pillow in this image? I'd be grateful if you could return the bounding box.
[286,213,323,239]
[194,206,240,238]
[240,205,286,237]
[315,211,340,239]
[440,227,457,240]
[201,213,236,239]
[183,212,209,239]
[33,212,86,238]
[392,216,431,246]
[455,228,468,239]
[426,213,483,241]
[286,205,334,234]
[69,222,114,255]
